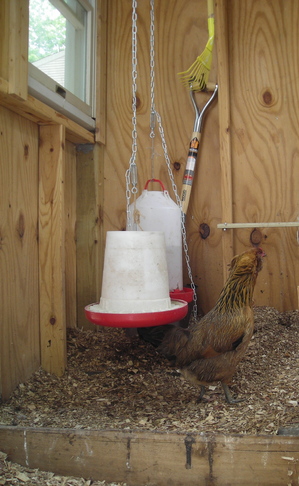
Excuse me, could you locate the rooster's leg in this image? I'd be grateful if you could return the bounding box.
[222,383,244,404]
[196,385,206,402]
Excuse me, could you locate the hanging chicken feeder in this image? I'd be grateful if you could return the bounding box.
[85,231,188,328]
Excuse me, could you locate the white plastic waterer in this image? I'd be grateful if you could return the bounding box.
[99,231,171,313]
[126,179,183,292]
[84,230,188,328]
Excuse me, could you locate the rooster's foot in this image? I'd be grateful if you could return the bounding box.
[196,385,207,403]
[222,383,245,404]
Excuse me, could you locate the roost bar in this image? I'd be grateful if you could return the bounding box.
[0,0,299,484]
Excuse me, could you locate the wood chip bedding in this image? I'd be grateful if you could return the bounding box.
[0,306,298,484]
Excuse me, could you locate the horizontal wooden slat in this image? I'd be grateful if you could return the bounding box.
[1,426,299,485]
[0,88,94,144]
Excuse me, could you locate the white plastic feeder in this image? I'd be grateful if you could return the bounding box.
[85,231,188,328]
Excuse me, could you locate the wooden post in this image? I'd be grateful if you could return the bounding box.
[39,124,67,376]
[215,0,234,279]
[76,143,104,329]
[8,0,29,100]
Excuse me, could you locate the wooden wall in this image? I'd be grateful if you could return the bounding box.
[228,0,299,309]
[1,0,299,400]
[103,0,299,313]
[0,107,39,399]
[0,106,79,398]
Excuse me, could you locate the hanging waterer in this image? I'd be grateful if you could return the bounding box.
[127,179,183,292]
[85,0,193,328]
[85,231,188,327]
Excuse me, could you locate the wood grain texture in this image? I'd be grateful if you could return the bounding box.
[76,143,104,330]
[228,0,299,309]
[104,0,222,313]
[8,0,28,100]
[39,124,67,376]
[103,0,299,312]
[215,0,234,281]
[65,141,77,328]
[0,107,40,400]
[1,426,299,485]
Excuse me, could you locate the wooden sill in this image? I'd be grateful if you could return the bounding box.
[0,79,95,144]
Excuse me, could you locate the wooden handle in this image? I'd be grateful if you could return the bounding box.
[180,131,201,215]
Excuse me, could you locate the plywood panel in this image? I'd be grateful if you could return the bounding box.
[0,106,40,400]
[104,0,222,313]
[228,0,299,309]
[103,0,299,313]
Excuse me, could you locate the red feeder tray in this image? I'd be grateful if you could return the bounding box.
[169,287,194,303]
[85,299,188,328]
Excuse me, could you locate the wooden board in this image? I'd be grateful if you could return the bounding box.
[103,0,299,313]
[0,107,40,400]
[104,0,222,313]
[8,0,28,100]
[228,0,299,309]
[76,143,104,329]
[39,124,67,376]
[65,141,77,328]
[0,426,299,485]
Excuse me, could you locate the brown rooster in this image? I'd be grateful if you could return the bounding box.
[157,247,266,404]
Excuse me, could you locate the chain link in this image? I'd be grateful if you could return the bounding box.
[126,0,139,228]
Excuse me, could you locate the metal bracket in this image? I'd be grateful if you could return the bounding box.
[217,220,299,244]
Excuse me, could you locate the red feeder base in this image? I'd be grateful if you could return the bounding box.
[85,299,188,328]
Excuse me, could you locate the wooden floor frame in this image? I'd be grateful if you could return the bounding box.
[1,426,299,485]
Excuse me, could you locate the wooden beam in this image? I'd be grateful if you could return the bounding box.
[215,0,234,278]
[1,426,299,485]
[39,125,67,376]
[76,143,104,329]
[0,89,95,144]
[8,0,29,100]
[0,0,29,100]
[65,141,77,328]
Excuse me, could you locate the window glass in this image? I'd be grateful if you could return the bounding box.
[28,0,95,129]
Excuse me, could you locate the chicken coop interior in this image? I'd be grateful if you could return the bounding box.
[1,0,299,484]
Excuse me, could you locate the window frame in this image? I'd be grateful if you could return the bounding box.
[28,0,96,131]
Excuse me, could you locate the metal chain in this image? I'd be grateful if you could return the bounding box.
[126,0,139,228]
[127,0,198,317]
[149,0,156,178]
[155,111,198,317]
[148,0,197,316]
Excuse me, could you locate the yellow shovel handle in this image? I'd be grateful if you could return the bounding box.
[207,0,215,39]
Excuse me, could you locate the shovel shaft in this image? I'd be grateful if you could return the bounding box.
[180,131,202,215]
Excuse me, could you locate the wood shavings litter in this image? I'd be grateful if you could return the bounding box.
[0,306,299,484]
[0,450,126,486]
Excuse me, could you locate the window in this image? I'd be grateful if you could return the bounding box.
[28,0,96,131]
